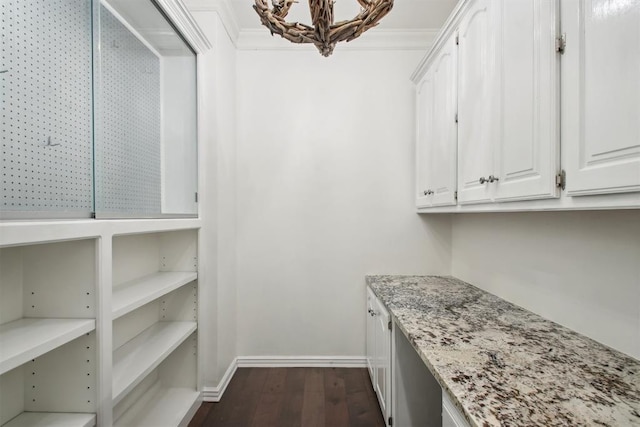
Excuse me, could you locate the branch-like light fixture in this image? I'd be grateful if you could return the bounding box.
[253,0,394,57]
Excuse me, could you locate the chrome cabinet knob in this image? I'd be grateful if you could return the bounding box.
[488,175,500,183]
[479,176,487,184]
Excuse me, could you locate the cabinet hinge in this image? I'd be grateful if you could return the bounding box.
[454,190,458,200]
[555,33,566,54]
[455,34,459,45]
[555,170,566,190]
[90,212,96,219]
[388,416,393,426]
[195,192,198,203]
[388,320,392,331]
[454,112,458,123]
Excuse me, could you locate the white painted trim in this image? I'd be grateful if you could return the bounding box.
[184,0,240,44]
[236,29,439,52]
[410,0,470,83]
[155,0,213,53]
[202,356,367,401]
[202,359,238,402]
[236,356,368,368]
[417,191,640,213]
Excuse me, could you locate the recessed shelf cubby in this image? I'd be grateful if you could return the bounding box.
[111,229,199,426]
[0,240,97,426]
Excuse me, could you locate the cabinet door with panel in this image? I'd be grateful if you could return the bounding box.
[430,32,459,206]
[416,71,435,208]
[374,297,391,425]
[416,32,458,208]
[456,0,497,204]
[493,0,560,202]
[561,0,640,196]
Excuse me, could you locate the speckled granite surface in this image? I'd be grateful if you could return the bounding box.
[366,275,640,427]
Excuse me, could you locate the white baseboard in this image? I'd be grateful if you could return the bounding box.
[236,355,367,368]
[202,359,238,402]
[202,356,367,402]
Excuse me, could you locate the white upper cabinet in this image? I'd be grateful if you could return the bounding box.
[493,0,560,202]
[416,71,435,208]
[457,0,560,205]
[561,0,640,196]
[457,0,496,205]
[415,31,457,210]
[430,33,458,207]
[413,0,639,211]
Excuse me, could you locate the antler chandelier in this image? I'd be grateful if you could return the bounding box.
[253,0,394,57]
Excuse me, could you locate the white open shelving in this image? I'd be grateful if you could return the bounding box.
[112,272,197,320]
[3,412,96,427]
[0,318,95,375]
[1,225,200,427]
[114,383,200,427]
[112,321,197,405]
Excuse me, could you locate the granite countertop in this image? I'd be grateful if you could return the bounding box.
[366,275,640,427]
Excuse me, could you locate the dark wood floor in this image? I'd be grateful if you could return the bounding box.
[188,367,385,427]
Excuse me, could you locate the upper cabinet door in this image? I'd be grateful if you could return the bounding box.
[493,0,560,202]
[457,0,497,204]
[562,0,640,196]
[416,72,435,208]
[430,33,458,207]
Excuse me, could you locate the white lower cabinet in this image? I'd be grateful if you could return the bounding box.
[442,392,471,427]
[369,290,472,427]
[365,288,392,426]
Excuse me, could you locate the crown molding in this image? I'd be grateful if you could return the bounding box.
[410,0,470,83]
[183,0,240,44]
[154,0,212,53]
[236,28,440,52]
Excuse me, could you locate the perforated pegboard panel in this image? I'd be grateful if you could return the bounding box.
[1,0,93,215]
[95,5,161,216]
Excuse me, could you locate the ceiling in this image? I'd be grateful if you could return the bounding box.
[229,0,458,31]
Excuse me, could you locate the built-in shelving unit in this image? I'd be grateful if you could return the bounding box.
[113,321,197,404]
[0,221,201,427]
[0,239,97,427]
[113,272,197,320]
[111,229,199,426]
[0,318,95,375]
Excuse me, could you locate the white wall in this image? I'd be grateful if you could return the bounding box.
[191,11,237,386]
[235,49,452,357]
[451,210,640,359]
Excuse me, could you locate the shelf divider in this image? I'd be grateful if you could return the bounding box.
[112,321,197,405]
[112,272,197,320]
[0,318,95,375]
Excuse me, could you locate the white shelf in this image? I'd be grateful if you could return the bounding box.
[0,318,95,375]
[112,321,197,405]
[0,218,200,247]
[112,272,197,319]
[114,383,200,427]
[3,412,96,427]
